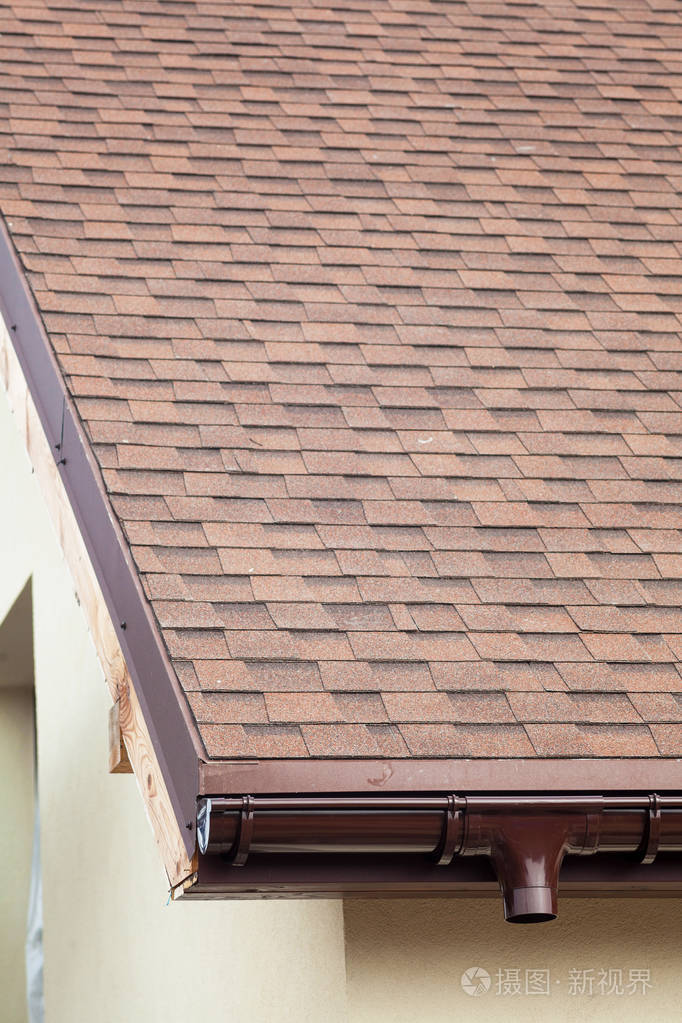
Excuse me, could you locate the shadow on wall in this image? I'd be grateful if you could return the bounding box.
[0,580,34,689]
[344,897,682,1023]
[0,579,40,1023]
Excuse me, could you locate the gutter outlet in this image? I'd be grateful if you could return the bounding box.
[465,812,594,923]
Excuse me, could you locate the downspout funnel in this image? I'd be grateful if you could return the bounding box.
[466,813,580,923]
[490,817,566,922]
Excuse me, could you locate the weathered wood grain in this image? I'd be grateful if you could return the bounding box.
[108,699,133,774]
[0,315,196,888]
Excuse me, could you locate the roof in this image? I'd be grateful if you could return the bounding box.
[1,0,681,766]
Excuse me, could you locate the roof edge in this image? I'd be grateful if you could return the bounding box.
[200,756,682,795]
[0,214,201,858]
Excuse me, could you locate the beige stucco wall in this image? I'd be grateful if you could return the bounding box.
[0,374,349,1023]
[344,897,682,1021]
[0,687,34,1023]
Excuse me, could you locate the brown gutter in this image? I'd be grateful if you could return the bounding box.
[196,793,682,922]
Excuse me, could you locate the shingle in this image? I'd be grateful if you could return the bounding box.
[629,693,682,722]
[301,724,397,757]
[266,603,338,631]
[651,725,682,756]
[188,693,267,724]
[469,632,530,661]
[431,661,565,692]
[581,633,674,663]
[203,725,309,758]
[265,692,343,723]
[526,724,659,757]
[350,631,477,662]
[320,661,434,692]
[407,604,464,631]
[2,0,681,762]
[167,629,229,659]
[401,724,534,757]
[332,694,388,723]
[195,660,322,692]
[226,630,354,661]
[383,692,513,724]
[557,662,682,693]
[509,693,640,724]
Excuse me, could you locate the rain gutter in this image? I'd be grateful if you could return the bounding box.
[195,792,682,921]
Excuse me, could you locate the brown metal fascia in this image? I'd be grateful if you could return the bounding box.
[197,793,682,921]
[0,215,202,853]
[199,756,682,796]
[188,850,682,901]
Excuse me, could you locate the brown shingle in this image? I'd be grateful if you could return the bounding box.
[581,633,674,663]
[651,725,682,756]
[301,724,396,757]
[401,725,534,757]
[526,724,659,757]
[629,693,682,722]
[431,661,565,693]
[383,692,514,724]
[188,693,267,725]
[509,693,640,724]
[265,692,343,723]
[320,661,434,693]
[2,0,681,762]
[204,725,309,758]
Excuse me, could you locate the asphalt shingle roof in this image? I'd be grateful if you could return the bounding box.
[1,0,682,759]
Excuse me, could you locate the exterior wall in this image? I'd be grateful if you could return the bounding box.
[0,377,349,1023]
[344,898,682,1021]
[0,687,34,1023]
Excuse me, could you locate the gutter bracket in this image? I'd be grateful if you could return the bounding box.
[432,794,463,866]
[638,793,661,865]
[230,795,255,867]
[579,809,601,856]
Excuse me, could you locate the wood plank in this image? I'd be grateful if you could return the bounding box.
[0,315,196,888]
[108,699,133,774]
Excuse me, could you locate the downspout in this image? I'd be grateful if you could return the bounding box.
[462,800,601,922]
[197,793,682,922]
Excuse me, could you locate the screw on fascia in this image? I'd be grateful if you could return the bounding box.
[55,396,66,465]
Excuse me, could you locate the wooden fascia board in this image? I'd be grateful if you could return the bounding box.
[0,226,199,888]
